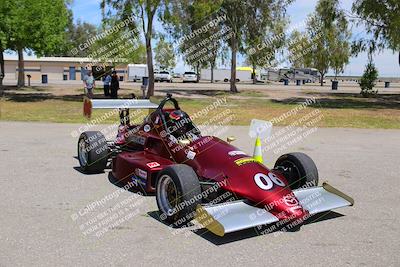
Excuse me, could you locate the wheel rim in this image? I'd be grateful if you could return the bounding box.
[280,160,302,188]
[157,174,178,216]
[78,138,88,166]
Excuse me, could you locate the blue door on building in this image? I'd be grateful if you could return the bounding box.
[81,68,87,80]
[69,67,76,80]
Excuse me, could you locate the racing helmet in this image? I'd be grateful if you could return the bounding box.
[165,110,198,139]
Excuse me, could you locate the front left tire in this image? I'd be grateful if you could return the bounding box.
[156,164,202,226]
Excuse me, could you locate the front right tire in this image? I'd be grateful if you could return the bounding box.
[274,152,319,189]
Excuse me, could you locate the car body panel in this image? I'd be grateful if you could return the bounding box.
[112,151,174,192]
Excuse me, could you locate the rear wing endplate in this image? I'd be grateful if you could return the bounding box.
[83,97,158,118]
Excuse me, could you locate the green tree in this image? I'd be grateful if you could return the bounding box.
[352,0,400,64]
[7,0,70,87]
[0,0,13,87]
[243,0,290,84]
[220,0,247,93]
[306,0,351,86]
[359,59,378,97]
[89,18,146,67]
[63,20,99,57]
[287,30,312,68]
[307,15,330,85]
[330,22,351,80]
[154,35,175,69]
[162,0,224,82]
[221,0,292,92]
[189,1,226,83]
[102,0,163,98]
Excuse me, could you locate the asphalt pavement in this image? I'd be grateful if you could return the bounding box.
[0,121,399,266]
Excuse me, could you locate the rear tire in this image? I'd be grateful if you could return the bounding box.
[274,152,318,189]
[156,164,202,226]
[77,131,109,173]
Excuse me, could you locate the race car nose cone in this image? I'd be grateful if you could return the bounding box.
[272,205,309,228]
[268,192,310,223]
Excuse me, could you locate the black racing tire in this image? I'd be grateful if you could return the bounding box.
[223,78,229,82]
[274,152,318,189]
[77,131,109,173]
[156,164,202,226]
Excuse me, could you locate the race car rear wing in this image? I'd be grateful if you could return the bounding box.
[83,97,159,118]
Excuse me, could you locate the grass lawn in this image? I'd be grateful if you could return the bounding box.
[1,91,400,128]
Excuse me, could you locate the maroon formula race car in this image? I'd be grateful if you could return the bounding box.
[77,94,354,236]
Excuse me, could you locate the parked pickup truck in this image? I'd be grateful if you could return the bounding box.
[155,71,173,83]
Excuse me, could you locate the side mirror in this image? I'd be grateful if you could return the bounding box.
[178,139,190,146]
[226,136,236,143]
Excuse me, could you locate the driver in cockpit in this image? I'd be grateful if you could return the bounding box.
[165,110,201,143]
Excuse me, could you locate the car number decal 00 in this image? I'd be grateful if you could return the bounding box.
[254,172,285,190]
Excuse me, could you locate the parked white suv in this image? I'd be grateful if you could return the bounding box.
[183,71,198,83]
[155,71,172,83]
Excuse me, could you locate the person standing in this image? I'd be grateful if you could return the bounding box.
[110,71,119,99]
[83,70,95,98]
[103,73,111,97]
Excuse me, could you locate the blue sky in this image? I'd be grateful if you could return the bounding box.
[71,0,399,77]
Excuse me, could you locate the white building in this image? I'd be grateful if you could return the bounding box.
[3,56,129,84]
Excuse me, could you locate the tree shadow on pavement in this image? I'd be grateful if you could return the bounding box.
[157,88,231,97]
[4,92,84,102]
[273,93,400,110]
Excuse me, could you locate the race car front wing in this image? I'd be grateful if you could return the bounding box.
[195,182,354,236]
